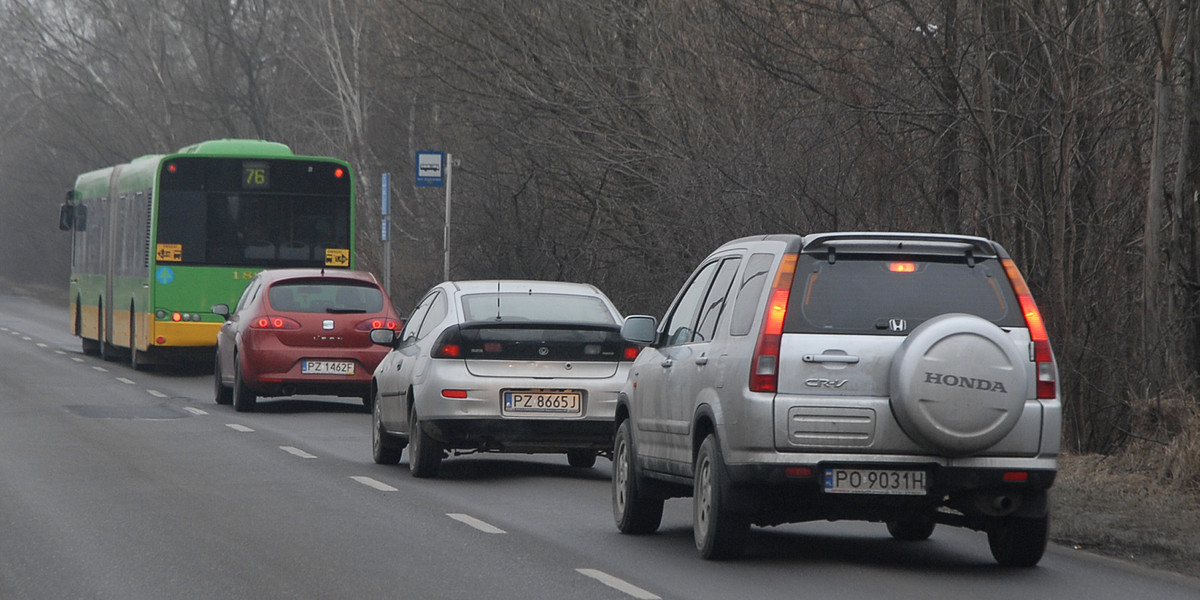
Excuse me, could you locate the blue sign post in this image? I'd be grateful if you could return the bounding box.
[381,172,391,292]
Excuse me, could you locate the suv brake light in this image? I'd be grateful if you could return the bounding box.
[1001,259,1057,399]
[750,253,798,392]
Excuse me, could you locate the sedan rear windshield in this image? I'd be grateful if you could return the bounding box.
[456,323,625,361]
[460,293,616,325]
[268,280,384,313]
[785,255,1024,334]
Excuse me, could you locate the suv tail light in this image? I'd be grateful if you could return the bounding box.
[750,253,798,393]
[1001,259,1057,399]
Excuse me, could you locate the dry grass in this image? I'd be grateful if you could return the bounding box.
[1052,394,1200,575]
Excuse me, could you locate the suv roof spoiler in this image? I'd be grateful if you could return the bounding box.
[802,232,1000,261]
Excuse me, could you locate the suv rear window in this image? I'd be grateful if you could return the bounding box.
[784,255,1023,334]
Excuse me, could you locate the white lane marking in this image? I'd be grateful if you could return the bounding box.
[21,336,31,341]
[576,569,661,600]
[55,350,65,355]
[281,446,317,459]
[37,343,48,348]
[351,476,398,492]
[92,366,108,372]
[446,513,506,534]
[182,407,208,416]
[116,377,136,385]
[147,390,167,398]
[71,357,84,363]
[225,424,254,432]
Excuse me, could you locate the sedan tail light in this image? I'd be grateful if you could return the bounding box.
[1001,259,1057,399]
[250,315,302,330]
[431,326,464,358]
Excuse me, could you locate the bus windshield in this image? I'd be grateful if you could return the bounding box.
[155,157,351,267]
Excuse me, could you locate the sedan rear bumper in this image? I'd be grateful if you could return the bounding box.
[422,417,614,453]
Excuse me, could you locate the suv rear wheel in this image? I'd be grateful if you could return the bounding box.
[988,515,1049,567]
[886,516,936,541]
[694,434,749,559]
[612,419,664,534]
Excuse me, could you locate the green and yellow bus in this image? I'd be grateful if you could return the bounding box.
[58,139,356,368]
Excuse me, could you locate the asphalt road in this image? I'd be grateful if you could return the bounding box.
[2,291,1199,600]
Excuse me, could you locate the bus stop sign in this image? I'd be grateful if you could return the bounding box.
[416,151,445,187]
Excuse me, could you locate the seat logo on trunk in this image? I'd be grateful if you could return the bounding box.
[924,372,1007,393]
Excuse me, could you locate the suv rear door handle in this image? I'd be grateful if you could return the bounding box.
[803,353,860,364]
[660,358,674,368]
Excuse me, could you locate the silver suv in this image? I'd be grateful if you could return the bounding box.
[613,233,1060,566]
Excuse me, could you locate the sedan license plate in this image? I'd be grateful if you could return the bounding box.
[301,360,355,376]
[824,468,927,496]
[503,390,582,415]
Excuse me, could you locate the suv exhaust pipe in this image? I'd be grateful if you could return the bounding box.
[973,492,1023,517]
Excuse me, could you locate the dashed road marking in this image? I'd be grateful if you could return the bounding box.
[92,366,108,372]
[350,476,397,492]
[225,424,254,433]
[446,513,506,534]
[147,390,167,398]
[182,407,207,416]
[281,446,317,459]
[576,569,661,600]
[71,357,84,363]
[116,377,136,385]
[37,343,48,348]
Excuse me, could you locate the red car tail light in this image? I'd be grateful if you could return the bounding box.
[622,345,641,361]
[1002,259,1057,399]
[250,315,302,330]
[355,318,400,331]
[749,253,798,393]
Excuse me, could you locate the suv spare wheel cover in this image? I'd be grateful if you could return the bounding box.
[890,313,1030,456]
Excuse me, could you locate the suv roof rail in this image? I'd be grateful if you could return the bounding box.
[801,232,1000,259]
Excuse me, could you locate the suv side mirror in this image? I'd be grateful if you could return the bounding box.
[370,328,399,347]
[621,315,658,345]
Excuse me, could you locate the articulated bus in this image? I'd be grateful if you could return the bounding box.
[58,139,356,368]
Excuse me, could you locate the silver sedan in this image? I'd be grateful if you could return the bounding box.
[368,280,639,477]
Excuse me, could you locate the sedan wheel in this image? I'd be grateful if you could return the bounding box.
[408,409,442,478]
[371,393,405,465]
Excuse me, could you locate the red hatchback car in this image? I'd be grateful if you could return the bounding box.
[213,269,400,412]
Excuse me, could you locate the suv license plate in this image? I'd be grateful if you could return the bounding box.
[824,468,927,495]
[503,390,582,415]
[301,360,355,375]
